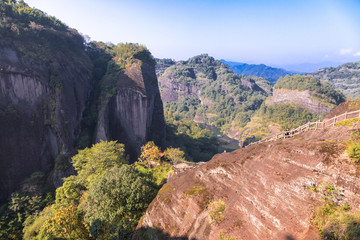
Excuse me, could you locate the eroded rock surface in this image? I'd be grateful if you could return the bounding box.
[0,46,92,200]
[137,126,360,240]
[95,59,165,160]
[267,89,331,114]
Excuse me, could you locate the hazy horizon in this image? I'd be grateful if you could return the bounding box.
[25,0,360,66]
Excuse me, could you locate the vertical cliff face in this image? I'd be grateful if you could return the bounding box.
[267,89,331,115]
[95,59,165,160]
[0,2,166,205]
[0,45,92,201]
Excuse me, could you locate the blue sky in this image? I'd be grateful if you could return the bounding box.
[25,0,360,66]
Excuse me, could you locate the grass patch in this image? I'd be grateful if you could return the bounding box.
[207,199,226,224]
[219,231,238,240]
[310,183,360,239]
[336,118,360,127]
[185,185,207,197]
[346,130,360,164]
[313,204,360,240]
[157,184,175,204]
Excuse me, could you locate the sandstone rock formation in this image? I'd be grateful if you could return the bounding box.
[158,66,200,103]
[136,126,360,240]
[95,59,165,160]
[0,46,92,201]
[267,89,331,115]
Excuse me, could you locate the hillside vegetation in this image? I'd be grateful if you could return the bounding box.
[157,55,270,148]
[313,61,360,99]
[0,0,89,71]
[240,75,345,144]
[275,74,346,107]
[158,57,346,146]
[0,140,184,239]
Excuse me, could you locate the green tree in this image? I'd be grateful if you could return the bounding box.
[43,205,90,240]
[84,165,157,239]
[164,147,187,164]
[72,140,127,187]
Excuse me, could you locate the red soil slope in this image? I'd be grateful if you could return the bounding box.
[135,125,360,240]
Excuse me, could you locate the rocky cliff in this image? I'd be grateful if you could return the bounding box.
[95,58,165,160]
[0,2,165,201]
[0,41,92,201]
[267,89,331,115]
[136,125,360,239]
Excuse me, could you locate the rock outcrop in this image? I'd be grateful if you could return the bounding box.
[0,2,165,200]
[267,89,331,114]
[0,45,92,201]
[136,126,360,240]
[95,59,165,160]
[158,66,200,103]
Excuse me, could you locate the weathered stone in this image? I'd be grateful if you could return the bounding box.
[137,126,360,240]
[267,89,331,114]
[95,60,165,161]
[0,46,92,200]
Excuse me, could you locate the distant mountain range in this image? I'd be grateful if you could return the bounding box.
[220,60,295,82]
[276,61,344,73]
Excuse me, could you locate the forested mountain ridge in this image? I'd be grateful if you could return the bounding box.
[220,59,295,82]
[156,57,345,147]
[312,61,360,99]
[156,55,270,143]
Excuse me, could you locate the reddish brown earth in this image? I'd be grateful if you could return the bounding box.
[324,99,360,120]
[135,125,360,240]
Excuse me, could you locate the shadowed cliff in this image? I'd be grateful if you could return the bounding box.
[0,1,165,201]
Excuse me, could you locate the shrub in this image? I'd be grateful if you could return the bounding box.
[347,144,360,164]
[314,204,360,240]
[207,199,226,224]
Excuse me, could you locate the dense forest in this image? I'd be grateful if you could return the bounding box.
[0,140,184,239]
[156,55,270,145]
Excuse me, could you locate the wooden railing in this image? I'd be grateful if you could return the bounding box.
[248,109,360,146]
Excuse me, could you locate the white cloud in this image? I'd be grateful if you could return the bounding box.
[324,54,329,59]
[354,51,360,57]
[339,48,353,55]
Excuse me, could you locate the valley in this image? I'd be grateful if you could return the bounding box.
[0,1,359,240]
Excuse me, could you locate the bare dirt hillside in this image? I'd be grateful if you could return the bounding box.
[135,125,360,240]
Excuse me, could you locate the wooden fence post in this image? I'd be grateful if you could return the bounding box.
[246,109,360,147]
